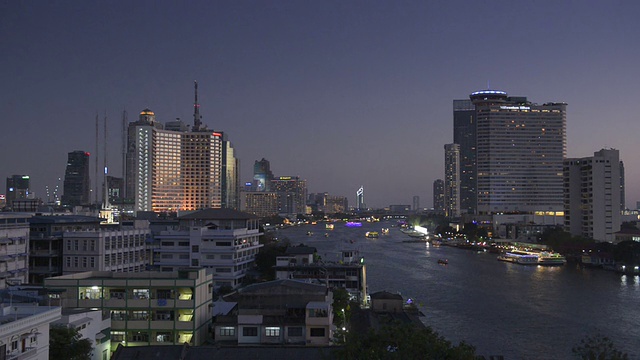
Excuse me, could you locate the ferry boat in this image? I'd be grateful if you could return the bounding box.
[497,251,539,265]
[326,223,334,230]
[438,259,448,265]
[537,252,567,266]
[345,221,362,228]
[365,231,379,238]
[381,228,390,235]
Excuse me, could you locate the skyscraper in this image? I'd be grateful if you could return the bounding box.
[220,133,240,210]
[564,149,622,242]
[5,175,31,209]
[61,151,91,207]
[433,179,445,212]
[471,90,566,215]
[271,176,308,215]
[453,99,476,214]
[125,83,226,213]
[444,143,460,218]
[253,158,274,192]
[356,186,365,210]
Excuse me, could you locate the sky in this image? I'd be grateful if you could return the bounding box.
[2,0,640,209]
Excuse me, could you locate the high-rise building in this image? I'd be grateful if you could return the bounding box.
[220,133,239,210]
[471,90,566,215]
[433,179,445,212]
[444,143,460,217]
[253,158,274,192]
[620,161,625,211]
[62,151,91,207]
[413,196,420,212]
[106,175,124,204]
[453,99,477,214]
[240,191,279,218]
[125,89,226,212]
[271,176,307,216]
[356,186,365,210]
[564,149,622,242]
[5,175,30,209]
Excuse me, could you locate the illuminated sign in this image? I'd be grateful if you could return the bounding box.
[245,182,252,186]
[279,176,292,180]
[212,132,222,137]
[500,105,530,110]
[22,176,29,179]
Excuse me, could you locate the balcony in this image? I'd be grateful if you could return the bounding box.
[7,347,37,360]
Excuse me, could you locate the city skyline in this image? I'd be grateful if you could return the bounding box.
[2,1,640,208]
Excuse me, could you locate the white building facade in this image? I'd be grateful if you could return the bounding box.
[0,304,61,360]
[0,213,30,289]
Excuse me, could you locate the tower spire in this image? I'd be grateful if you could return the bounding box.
[193,80,202,131]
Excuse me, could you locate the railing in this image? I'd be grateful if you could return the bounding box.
[7,347,37,360]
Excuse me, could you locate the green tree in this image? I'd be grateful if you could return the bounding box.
[572,334,628,360]
[50,325,93,360]
[333,320,476,360]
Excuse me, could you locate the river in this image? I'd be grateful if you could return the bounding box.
[276,220,640,359]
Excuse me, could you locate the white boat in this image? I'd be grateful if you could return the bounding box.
[497,251,539,265]
[538,252,566,266]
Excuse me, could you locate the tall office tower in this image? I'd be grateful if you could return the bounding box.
[413,196,420,211]
[564,149,622,242]
[220,133,240,210]
[5,175,30,208]
[61,151,91,207]
[253,158,274,191]
[125,109,223,213]
[356,186,365,210]
[433,179,445,212]
[620,161,626,211]
[453,99,477,214]
[471,90,566,215]
[271,176,308,215]
[444,144,461,218]
[106,176,124,204]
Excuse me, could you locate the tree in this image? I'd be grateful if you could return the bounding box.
[50,324,93,360]
[333,320,476,360]
[572,334,628,360]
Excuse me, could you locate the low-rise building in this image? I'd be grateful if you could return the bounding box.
[1,213,30,288]
[44,268,213,353]
[0,304,61,360]
[153,209,263,289]
[53,309,111,360]
[216,280,334,346]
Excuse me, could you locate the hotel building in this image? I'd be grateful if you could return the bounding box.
[470,90,566,215]
[444,143,461,218]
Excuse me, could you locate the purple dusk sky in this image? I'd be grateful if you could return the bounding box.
[2,1,640,209]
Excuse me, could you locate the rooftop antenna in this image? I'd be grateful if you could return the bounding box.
[103,111,110,209]
[193,80,202,131]
[121,109,127,200]
[94,113,99,205]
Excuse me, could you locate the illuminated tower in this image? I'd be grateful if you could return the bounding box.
[5,175,30,209]
[356,186,365,211]
[253,158,274,192]
[433,179,445,212]
[453,99,476,214]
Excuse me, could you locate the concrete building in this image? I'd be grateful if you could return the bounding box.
[0,213,30,289]
[0,304,61,360]
[5,175,30,210]
[216,279,334,346]
[433,179,445,213]
[273,247,367,305]
[240,191,279,218]
[444,143,460,218]
[153,209,263,289]
[52,309,110,360]
[271,176,307,216]
[44,268,213,352]
[471,90,566,215]
[564,149,622,242]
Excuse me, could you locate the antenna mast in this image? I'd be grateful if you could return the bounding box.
[94,113,99,205]
[193,80,202,131]
[122,109,127,200]
[104,112,109,209]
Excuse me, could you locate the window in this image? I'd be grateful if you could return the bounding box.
[310,328,325,337]
[82,257,87,268]
[111,331,125,342]
[216,241,232,247]
[133,289,149,299]
[191,259,199,266]
[156,332,172,342]
[131,311,149,320]
[192,245,199,253]
[288,327,303,337]
[66,256,71,268]
[309,309,328,317]
[90,257,95,268]
[161,241,174,247]
[265,327,280,337]
[242,327,258,337]
[178,241,189,247]
[131,332,149,342]
[219,327,235,336]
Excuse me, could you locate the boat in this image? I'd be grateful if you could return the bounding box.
[431,240,442,247]
[538,252,566,266]
[497,250,539,265]
[381,228,390,235]
[438,259,448,265]
[345,221,363,228]
[365,231,379,238]
[306,231,313,236]
[326,223,334,230]
[324,233,329,238]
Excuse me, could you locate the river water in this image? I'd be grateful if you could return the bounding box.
[277,220,640,359]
